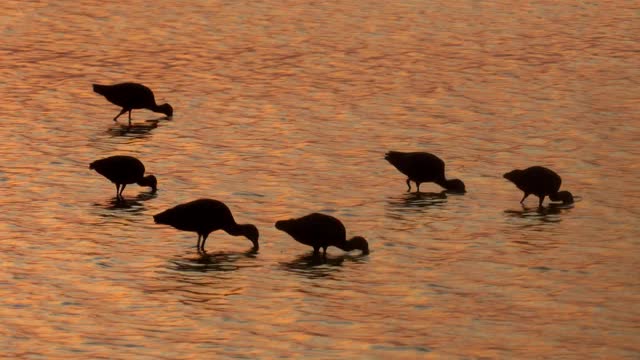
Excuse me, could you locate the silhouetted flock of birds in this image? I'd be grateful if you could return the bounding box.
[91,82,575,257]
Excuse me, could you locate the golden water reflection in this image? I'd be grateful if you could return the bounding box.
[0,0,638,358]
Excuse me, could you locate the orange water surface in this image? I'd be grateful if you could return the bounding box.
[0,1,639,358]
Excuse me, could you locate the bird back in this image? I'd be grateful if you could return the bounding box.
[276,213,347,247]
[93,82,155,109]
[505,166,562,195]
[90,156,146,184]
[154,199,234,233]
[385,151,445,182]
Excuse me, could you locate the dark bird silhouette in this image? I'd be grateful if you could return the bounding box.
[384,151,466,193]
[89,155,157,200]
[153,199,259,253]
[93,82,173,125]
[503,166,574,207]
[275,213,369,257]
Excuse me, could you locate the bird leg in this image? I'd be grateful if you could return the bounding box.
[196,234,202,251]
[113,108,127,122]
[118,184,126,199]
[200,234,209,252]
[115,184,121,200]
[520,193,529,204]
[538,196,545,208]
[406,178,412,192]
[127,110,132,126]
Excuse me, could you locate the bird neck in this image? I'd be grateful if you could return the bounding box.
[225,223,256,238]
[434,177,450,189]
[224,222,243,236]
[335,242,356,252]
[225,223,259,250]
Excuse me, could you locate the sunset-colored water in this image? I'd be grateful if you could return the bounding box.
[1,1,639,358]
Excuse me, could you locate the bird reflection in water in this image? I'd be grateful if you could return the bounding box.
[387,191,449,211]
[280,253,367,279]
[94,192,157,213]
[106,118,162,137]
[504,202,574,225]
[168,250,258,273]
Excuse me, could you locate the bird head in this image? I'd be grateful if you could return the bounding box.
[348,236,370,255]
[159,103,173,118]
[444,178,466,193]
[555,190,574,204]
[138,175,158,192]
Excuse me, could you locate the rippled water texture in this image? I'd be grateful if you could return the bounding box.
[1,1,639,358]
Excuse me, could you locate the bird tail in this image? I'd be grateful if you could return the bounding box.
[153,210,171,224]
[92,84,108,95]
[275,220,291,232]
[384,151,404,166]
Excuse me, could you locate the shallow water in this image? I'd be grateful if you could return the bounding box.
[1,1,639,358]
